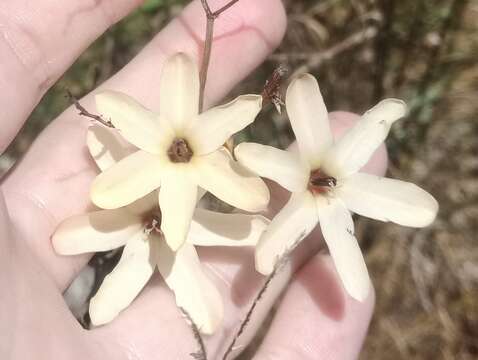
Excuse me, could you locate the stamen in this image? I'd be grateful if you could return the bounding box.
[308,169,337,194]
[311,176,337,187]
[167,138,193,163]
[144,213,162,235]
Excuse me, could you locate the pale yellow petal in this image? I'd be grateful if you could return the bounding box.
[317,198,371,302]
[323,99,407,177]
[159,53,199,132]
[91,150,163,209]
[156,240,223,334]
[255,191,318,275]
[286,74,332,167]
[89,233,155,325]
[188,95,262,155]
[196,149,270,212]
[95,91,163,154]
[52,209,141,255]
[158,168,198,251]
[234,142,309,192]
[338,172,438,227]
[187,208,269,247]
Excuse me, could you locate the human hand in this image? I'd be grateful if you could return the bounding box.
[0,0,385,358]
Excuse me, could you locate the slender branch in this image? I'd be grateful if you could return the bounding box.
[199,0,242,112]
[214,0,241,15]
[198,15,214,113]
[181,308,208,360]
[66,90,114,128]
[270,27,378,78]
[221,251,293,360]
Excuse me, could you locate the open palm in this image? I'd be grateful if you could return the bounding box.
[0,1,383,359]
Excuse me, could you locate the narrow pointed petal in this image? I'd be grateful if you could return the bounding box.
[95,91,163,154]
[89,233,154,326]
[187,208,269,247]
[87,125,132,171]
[285,74,332,167]
[338,172,438,227]
[255,191,318,275]
[317,198,370,302]
[52,209,142,255]
[156,240,223,335]
[189,95,262,155]
[323,99,407,177]
[234,142,309,192]
[159,169,197,251]
[160,53,199,131]
[91,150,163,209]
[196,149,270,212]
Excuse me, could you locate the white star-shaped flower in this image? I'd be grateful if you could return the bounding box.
[234,74,439,301]
[53,126,269,334]
[90,53,270,251]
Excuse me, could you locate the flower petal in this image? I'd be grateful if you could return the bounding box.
[196,149,270,212]
[52,209,142,255]
[160,53,199,132]
[87,125,133,171]
[255,191,318,275]
[91,150,164,209]
[95,91,163,154]
[187,208,269,247]
[158,168,197,251]
[338,172,438,227]
[285,73,332,167]
[188,95,262,155]
[89,233,154,326]
[323,99,407,177]
[234,142,309,192]
[156,240,223,335]
[317,198,370,302]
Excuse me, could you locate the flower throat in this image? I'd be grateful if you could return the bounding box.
[308,168,337,194]
[167,138,193,163]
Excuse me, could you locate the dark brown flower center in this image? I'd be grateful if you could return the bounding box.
[167,138,193,163]
[143,212,162,235]
[308,168,337,195]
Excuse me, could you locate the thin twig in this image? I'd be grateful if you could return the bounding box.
[181,308,208,360]
[221,249,295,360]
[214,0,241,15]
[270,26,378,78]
[199,0,242,112]
[66,90,114,128]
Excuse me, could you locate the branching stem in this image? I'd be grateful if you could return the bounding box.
[222,255,290,360]
[181,308,208,360]
[199,0,241,112]
[66,90,114,128]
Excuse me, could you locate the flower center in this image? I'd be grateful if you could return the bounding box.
[167,138,193,163]
[308,168,337,195]
[143,212,162,235]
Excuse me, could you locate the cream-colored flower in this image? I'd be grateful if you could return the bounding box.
[90,53,270,251]
[53,126,269,334]
[235,74,439,302]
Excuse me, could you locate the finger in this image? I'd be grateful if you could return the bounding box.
[2,0,287,290]
[253,254,375,360]
[0,190,11,255]
[0,0,142,152]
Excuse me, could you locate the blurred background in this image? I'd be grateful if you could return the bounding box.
[1,0,477,358]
